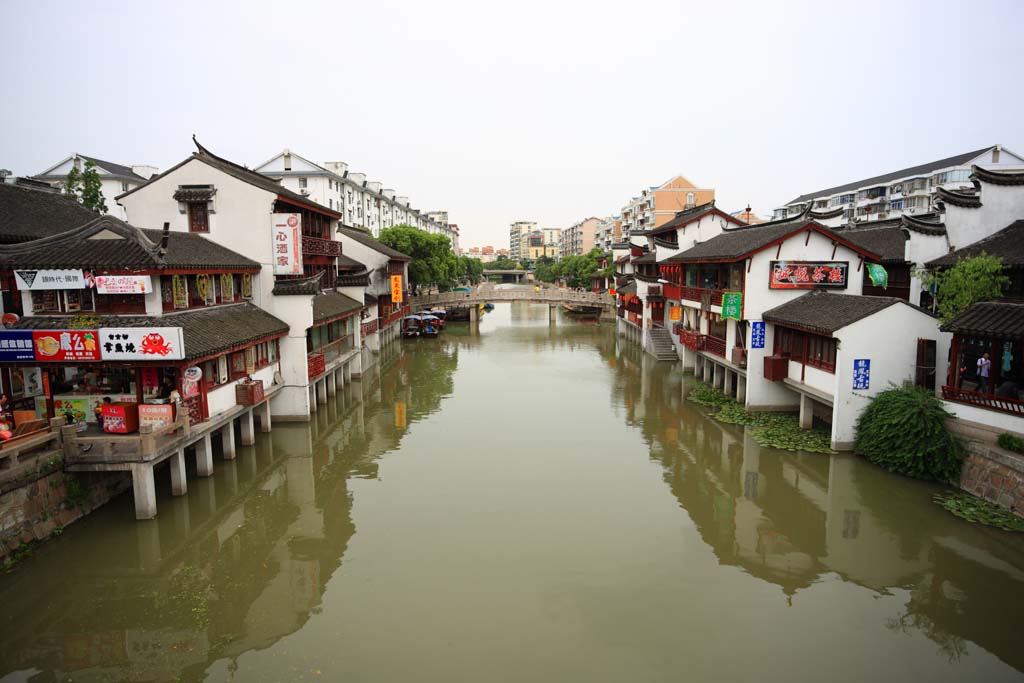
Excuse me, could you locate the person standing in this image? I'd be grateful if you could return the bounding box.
[977,352,992,393]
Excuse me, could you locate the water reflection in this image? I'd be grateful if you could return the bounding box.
[0,305,1022,681]
[613,348,1024,671]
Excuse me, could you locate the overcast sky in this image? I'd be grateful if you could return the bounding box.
[2,0,1021,248]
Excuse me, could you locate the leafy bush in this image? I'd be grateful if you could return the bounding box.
[854,386,962,481]
[997,432,1024,454]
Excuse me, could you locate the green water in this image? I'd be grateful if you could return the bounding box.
[1,299,1023,682]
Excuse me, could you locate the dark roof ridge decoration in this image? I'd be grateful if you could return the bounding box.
[11,302,287,361]
[272,271,325,296]
[900,214,947,235]
[0,215,259,271]
[941,300,1024,336]
[337,225,411,260]
[648,200,749,236]
[763,291,911,335]
[662,218,882,265]
[808,207,845,220]
[971,164,1024,187]
[784,145,996,206]
[337,271,372,287]
[173,185,217,202]
[926,219,1024,268]
[115,136,341,219]
[935,186,982,209]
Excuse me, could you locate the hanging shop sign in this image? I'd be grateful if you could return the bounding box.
[271,213,303,275]
[98,327,185,361]
[94,275,153,294]
[669,306,682,322]
[769,261,848,289]
[853,359,871,390]
[181,366,202,399]
[721,292,743,320]
[390,275,403,303]
[15,269,86,291]
[32,330,100,361]
[751,321,766,349]
[0,330,36,361]
[866,263,888,289]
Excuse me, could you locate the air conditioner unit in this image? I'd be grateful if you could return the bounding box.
[908,208,917,214]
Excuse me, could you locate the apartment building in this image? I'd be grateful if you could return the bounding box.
[619,175,715,238]
[34,154,159,220]
[773,145,1024,224]
[254,150,458,249]
[595,216,622,252]
[509,221,536,261]
[559,217,601,257]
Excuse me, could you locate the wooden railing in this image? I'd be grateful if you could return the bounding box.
[679,286,724,306]
[301,235,343,257]
[704,335,727,358]
[308,352,326,379]
[942,385,1024,415]
[678,330,705,350]
[361,318,379,337]
[321,336,354,365]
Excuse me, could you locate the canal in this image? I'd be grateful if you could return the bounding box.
[1,297,1024,681]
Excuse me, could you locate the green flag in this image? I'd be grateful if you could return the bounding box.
[866,263,888,289]
[722,292,742,321]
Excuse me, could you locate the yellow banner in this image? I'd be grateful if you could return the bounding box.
[669,306,682,321]
[391,275,403,303]
[394,402,406,429]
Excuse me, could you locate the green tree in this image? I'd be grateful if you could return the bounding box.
[63,160,108,213]
[458,256,485,283]
[534,256,556,283]
[922,254,1010,323]
[378,224,457,289]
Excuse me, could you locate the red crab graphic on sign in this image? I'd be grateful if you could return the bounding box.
[140,333,173,356]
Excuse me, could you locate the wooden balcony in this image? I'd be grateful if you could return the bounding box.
[301,235,343,257]
[704,335,727,358]
[678,286,724,306]
[663,283,682,300]
[308,352,326,379]
[942,385,1024,416]
[361,318,379,337]
[678,329,705,351]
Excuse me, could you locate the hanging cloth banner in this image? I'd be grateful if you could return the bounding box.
[866,263,888,289]
[721,292,743,321]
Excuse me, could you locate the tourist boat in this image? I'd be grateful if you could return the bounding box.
[562,303,602,316]
[423,308,448,327]
[402,315,422,338]
[419,314,442,337]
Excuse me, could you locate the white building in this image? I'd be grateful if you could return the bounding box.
[253,149,458,249]
[508,221,536,261]
[34,154,158,220]
[773,144,1024,224]
[118,140,400,420]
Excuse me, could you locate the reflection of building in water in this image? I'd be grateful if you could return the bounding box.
[0,341,459,680]
[616,354,1024,670]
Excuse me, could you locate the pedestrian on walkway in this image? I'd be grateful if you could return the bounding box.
[977,352,992,392]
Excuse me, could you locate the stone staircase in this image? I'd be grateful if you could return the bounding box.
[646,326,679,362]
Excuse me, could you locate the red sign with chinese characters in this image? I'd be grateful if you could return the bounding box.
[271,213,303,275]
[31,330,101,361]
[769,261,848,289]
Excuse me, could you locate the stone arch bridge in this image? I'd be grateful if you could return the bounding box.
[411,286,616,321]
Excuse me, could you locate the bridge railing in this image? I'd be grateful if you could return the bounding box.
[411,286,614,308]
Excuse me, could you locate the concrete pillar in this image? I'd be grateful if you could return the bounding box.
[327,371,337,396]
[799,394,814,430]
[316,378,327,405]
[240,409,255,446]
[469,305,479,323]
[259,401,272,433]
[736,375,747,404]
[343,362,352,383]
[336,367,345,390]
[169,448,187,496]
[221,421,236,460]
[309,384,318,413]
[702,358,712,383]
[195,433,214,477]
[131,462,157,520]
[712,363,722,390]
[549,304,557,322]
[724,369,735,397]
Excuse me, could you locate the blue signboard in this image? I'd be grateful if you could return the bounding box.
[0,330,36,361]
[751,321,765,349]
[853,359,870,390]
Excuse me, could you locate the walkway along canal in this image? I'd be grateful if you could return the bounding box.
[1,299,1023,681]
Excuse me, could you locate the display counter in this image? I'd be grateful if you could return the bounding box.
[53,393,137,424]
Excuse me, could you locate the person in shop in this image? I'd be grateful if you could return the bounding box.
[93,396,113,423]
[156,376,175,401]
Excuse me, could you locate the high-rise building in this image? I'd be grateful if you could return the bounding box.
[509,221,536,260]
[559,217,601,257]
[619,175,715,239]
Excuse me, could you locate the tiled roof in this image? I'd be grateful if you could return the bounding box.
[172,186,217,202]
[935,186,982,209]
[272,272,324,296]
[763,291,906,335]
[784,146,995,205]
[662,218,880,264]
[0,215,259,270]
[631,251,657,264]
[117,138,341,218]
[926,220,1024,267]
[971,164,1024,186]
[617,281,637,295]
[12,303,287,360]
[0,182,99,243]
[337,271,371,287]
[36,155,147,181]
[313,291,364,323]
[336,253,366,270]
[942,301,1024,337]
[338,226,411,260]
[838,226,908,264]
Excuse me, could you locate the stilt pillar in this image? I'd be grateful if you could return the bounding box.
[316,378,327,405]
[169,448,187,496]
[131,463,157,520]
[799,394,814,430]
[240,409,255,446]
[195,433,214,477]
[327,371,337,396]
[221,421,236,460]
[259,401,272,433]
